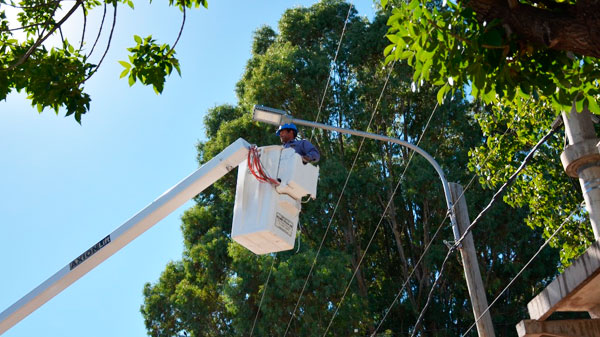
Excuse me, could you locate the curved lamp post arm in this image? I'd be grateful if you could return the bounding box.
[253,105,461,243]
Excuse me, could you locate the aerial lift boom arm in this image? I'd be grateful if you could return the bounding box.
[0,138,251,335]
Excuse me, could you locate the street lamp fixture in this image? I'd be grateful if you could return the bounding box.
[253,105,291,126]
[252,104,462,243]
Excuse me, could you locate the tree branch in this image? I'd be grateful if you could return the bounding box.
[7,0,84,71]
[464,0,600,58]
[166,3,185,57]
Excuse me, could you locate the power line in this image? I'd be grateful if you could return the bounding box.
[283,61,396,336]
[321,102,441,336]
[460,202,583,336]
[310,2,353,143]
[452,122,562,249]
[409,247,455,337]
[370,214,449,336]
[367,106,522,336]
[250,254,277,337]
[324,100,514,335]
[351,102,525,336]
[251,5,354,334]
[451,111,521,212]
[407,122,561,336]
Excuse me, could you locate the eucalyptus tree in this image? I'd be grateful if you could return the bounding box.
[141,2,561,336]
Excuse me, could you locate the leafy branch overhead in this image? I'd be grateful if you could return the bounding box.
[119,35,181,94]
[0,0,207,122]
[382,0,600,115]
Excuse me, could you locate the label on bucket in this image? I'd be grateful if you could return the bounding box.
[275,212,293,237]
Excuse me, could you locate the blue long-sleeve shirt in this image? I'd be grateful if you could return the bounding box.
[283,139,320,163]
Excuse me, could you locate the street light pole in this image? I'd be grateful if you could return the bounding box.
[253,105,461,243]
[253,105,496,337]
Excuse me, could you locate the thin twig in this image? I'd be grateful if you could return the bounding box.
[87,1,106,58]
[80,4,86,51]
[3,22,45,32]
[59,25,64,44]
[166,2,186,57]
[82,0,115,82]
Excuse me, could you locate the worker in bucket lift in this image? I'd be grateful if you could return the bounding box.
[276,123,320,164]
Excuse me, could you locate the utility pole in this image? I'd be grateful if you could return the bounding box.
[561,105,600,241]
[450,183,496,337]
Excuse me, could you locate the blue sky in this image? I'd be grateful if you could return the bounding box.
[0,1,376,336]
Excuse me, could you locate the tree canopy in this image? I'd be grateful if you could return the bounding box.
[382,0,597,264]
[0,0,206,122]
[141,2,563,336]
[383,0,600,116]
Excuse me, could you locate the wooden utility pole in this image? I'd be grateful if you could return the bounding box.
[450,183,496,337]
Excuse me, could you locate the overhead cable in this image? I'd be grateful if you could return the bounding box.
[370,111,521,335]
[248,4,354,330]
[460,202,584,337]
[451,110,522,213]
[283,61,396,337]
[321,102,441,336]
[370,214,449,336]
[310,2,354,143]
[250,254,277,337]
[452,121,562,250]
[407,121,561,336]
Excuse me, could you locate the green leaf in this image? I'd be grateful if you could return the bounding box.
[422,58,433,80]
[407,0,419,11]
[119,60,131,69]
[384,54,395,65]
[588,97,600,114]
[120,68,130,78]
[575,95,584,112]
[399,50,413,59]
[383,44,395,57]
[134,35,142,44]
[482,87,496,103]
[386,34,399,44]
[437,84,449,104]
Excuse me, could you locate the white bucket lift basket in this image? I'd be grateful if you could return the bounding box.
[232,145,319,254]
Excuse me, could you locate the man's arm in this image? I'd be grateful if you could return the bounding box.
[301,140,320,163]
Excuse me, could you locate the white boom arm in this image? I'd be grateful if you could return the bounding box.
[0,138,251,335]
